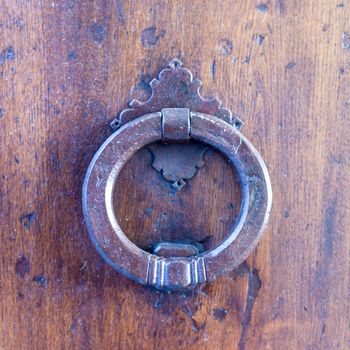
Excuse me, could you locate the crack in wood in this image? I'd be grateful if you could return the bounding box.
[237,265,262,350]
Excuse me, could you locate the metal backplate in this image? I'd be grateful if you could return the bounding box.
[110,59,243,189]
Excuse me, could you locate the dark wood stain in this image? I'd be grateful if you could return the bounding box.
[212,307,229,322]
[15,256,30,278]
[141,27,165,48]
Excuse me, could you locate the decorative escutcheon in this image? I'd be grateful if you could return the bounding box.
[82,59,272,291]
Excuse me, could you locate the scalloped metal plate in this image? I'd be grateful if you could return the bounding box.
[110,59,244,189]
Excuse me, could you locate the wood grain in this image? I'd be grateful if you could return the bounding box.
[115,146,242,252]
[1,0,349,349]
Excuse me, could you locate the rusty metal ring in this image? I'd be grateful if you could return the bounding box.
[82,111,272,291]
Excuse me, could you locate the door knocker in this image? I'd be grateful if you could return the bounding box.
[82,59,272,291]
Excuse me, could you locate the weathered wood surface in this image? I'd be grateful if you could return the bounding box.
[1,1,350,349]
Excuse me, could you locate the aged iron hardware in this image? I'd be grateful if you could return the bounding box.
[82,59,272,291]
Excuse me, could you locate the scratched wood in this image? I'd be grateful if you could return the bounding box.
[0,1,349,349]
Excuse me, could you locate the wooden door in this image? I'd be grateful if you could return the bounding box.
[1,1,349,349]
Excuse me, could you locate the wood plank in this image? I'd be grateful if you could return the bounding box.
[0,0,349,349]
